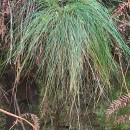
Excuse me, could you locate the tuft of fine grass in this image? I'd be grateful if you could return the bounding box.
[7,0,129,90]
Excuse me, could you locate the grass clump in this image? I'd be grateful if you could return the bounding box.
[7,0,130,89]
[2,0,130,128]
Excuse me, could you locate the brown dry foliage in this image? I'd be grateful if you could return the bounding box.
[106,93,130,119]
[114,114,130,124]
[12,113,40,130]
[113,0,130,32]
[0,0,9,42]
[21,113,40,130]
[106,93,130,125]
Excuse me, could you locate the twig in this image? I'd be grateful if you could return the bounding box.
[0,109,37,130]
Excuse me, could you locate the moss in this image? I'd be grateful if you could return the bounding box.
[94,80,130,130]
[126,75,130,89]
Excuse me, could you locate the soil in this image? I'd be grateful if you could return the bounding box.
[0,71,39,130]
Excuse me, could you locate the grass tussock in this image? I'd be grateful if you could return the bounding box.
[1,0,130,128]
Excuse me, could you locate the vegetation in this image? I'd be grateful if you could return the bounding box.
[0,0,130,130]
